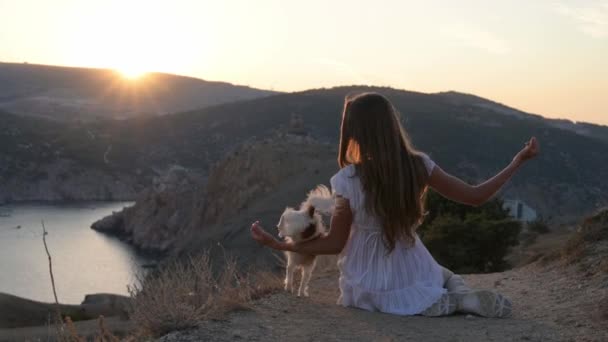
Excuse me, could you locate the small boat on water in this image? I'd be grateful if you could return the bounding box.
[0,208,12,217]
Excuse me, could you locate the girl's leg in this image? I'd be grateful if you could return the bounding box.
[441,266,471,293]
[420,266,463,317]
[441,266,453,285]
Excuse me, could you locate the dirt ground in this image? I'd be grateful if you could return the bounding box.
[3,261,606,342]
[4,229,606,342]
[0,316,132,342]
[158,259,607,342]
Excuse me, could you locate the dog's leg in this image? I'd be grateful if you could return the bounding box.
[298,264,314,297]
[284,260,296,293]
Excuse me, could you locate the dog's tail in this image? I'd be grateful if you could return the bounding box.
[302,185,334,214]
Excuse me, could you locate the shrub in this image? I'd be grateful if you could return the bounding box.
[561,208,608,270]
[419,191,522,273]
[527,218,550,234]
[127,253,281,338]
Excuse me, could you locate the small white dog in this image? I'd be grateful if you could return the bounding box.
[276,185,334,297]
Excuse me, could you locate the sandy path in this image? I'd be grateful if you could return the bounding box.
[160,261,607,342]
[0,317,132,342]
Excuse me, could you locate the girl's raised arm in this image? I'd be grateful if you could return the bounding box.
[427,137,539,207]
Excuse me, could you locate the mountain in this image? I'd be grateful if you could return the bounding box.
[0,62,277,121]
[87,84,608,259]
[106,86,607,220]
[2,86,607,223]
[436,91,608,144]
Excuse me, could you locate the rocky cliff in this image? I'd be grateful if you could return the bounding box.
[91,165,205,252]
[91,132,337,264]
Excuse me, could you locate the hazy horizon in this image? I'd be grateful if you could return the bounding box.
[1,0,607,125]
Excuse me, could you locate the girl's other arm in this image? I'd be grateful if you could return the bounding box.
[250,196,353,254]
[427,137,540,207]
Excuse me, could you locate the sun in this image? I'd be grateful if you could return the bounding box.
[117,66,148,80]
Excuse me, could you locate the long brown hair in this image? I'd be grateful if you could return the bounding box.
[338,92,429,252]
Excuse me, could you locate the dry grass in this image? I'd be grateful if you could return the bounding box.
[561,233,586,265]
[247,271,283,300]
[561,209,608,273]
[94,316,121,342]
[127,253,282,338]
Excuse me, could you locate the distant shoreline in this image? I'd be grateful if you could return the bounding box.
[0,199,136,208]
[0,292,129,329]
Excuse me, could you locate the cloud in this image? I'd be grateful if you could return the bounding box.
[554,1,608,38]
[440,26,510,55]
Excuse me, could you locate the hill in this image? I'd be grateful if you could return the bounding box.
[436,91,608,144]
[0,110,149,203]
[0,62,276,121]
[2,85,607,222]
[99,86,608,223]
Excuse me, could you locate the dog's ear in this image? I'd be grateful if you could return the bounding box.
[307,205,315,218]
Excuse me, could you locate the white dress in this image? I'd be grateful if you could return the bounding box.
[329,154,446,315]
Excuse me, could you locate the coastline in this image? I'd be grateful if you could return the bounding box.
[0,292,130,329]
[0,201,157,305]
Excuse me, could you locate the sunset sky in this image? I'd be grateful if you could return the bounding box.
[1,0,607,125]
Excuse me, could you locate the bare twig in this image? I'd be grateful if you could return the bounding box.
[41,220,60,306]
[41,220,65,340]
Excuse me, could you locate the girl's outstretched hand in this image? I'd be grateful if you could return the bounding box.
[250,221,276,246]
[251,221,294,252]
[514,137,540,164]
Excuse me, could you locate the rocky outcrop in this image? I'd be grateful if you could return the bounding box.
[91,132,337,259]
[201,133,330,225]
[80,293,130,319]
[91,165,205,253]
[0,292,129,328]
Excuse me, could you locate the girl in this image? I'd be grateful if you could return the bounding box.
[250,92,539,317]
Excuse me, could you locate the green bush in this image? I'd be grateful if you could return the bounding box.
[419,191,522,273]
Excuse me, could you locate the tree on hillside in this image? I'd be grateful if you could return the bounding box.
[418,190,522,273]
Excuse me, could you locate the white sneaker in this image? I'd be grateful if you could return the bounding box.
[456,290,512,318]
[421,293,458,317]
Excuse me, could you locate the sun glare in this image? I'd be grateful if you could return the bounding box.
[68,1,198,82]
[117,67,147,80]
